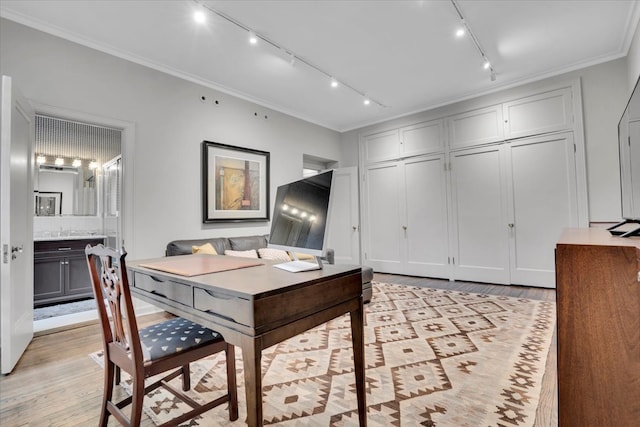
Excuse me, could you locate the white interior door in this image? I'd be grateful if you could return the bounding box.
[403,155,450,278]
[507,132,578,287]
[1,75,35,374]
[326,167,360,265]
[450,145,510,284]
[363,161,403,273]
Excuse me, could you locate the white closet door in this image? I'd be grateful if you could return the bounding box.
[326,167,360,265]
[507,132,578,287]
[363,162,403,273]
[450,146,510,284]
[403,155,449,278]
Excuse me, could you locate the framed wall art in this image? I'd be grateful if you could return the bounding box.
[34,191,62,216]
[202,141,270,223]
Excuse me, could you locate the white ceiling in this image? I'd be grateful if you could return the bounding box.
[1,0,639,131]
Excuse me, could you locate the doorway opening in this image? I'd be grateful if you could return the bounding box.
[32,113,123,329]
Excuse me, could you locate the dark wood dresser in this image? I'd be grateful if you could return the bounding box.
[556,228,640,426]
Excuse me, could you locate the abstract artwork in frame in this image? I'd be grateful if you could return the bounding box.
[202,141,270,223]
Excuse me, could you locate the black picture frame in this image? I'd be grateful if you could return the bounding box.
[202,141,270,223]
[34,191,62,216]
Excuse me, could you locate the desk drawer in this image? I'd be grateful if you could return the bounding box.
[133,272,192,306]
[193,288,252,327]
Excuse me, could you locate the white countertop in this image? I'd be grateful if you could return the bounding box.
[34,234,107,242]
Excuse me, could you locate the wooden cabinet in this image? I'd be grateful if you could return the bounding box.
[556,228,640,426]
[34,238,103,307]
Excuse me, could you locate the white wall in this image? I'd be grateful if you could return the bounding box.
[627,19,640,93]
[341,58,629,222]
[0,18,343,258]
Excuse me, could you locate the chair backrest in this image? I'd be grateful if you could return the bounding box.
[85,244,144,369]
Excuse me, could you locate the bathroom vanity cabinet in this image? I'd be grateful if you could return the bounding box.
[34,237,104,307]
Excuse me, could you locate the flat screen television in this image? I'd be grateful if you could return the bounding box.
[268,170,334,271]
[610,76,640,237]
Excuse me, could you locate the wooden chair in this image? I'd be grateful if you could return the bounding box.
[85,244,238,427]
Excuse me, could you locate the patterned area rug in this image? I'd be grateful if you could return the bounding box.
[90,282,555,426]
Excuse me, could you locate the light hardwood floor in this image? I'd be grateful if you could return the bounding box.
[0,274,557,426]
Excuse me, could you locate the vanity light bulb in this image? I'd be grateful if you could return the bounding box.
[55,157,64,166]
[309,215,316,222]
[282,204,289,211]
[300,212,308,218]
[72,159,82,167]
[89,161,99,170]
[36,155,46,164]
[291,208,299,215]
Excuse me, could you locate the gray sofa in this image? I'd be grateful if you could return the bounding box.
[166,235,373,303]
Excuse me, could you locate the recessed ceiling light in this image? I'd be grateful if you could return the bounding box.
[456,28,465,37]
[194,11,206,24]
[483,59,491,70]
[364,98,371,106]
[248,31,258,45]
[331,79,338,88]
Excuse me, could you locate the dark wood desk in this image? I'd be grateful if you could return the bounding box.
[128,255,366,426]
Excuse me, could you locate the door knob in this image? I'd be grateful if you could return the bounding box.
[11,245,23,260]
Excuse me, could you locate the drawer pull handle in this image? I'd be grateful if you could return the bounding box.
[57,247,72,251]
[149,275,167,283]
[149,289,167,298]
[202,311,235,322]
[203,289,235,300]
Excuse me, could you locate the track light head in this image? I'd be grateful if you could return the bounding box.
[194,10,206,23]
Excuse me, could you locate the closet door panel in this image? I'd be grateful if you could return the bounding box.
[448,105,504,149]
[503,87,573,139]
[362,129,400,163]
[363,162,403,273]
[508,132,578,287]
[400,120,444,157]
[451,146,509,284]
[403,155,449,278]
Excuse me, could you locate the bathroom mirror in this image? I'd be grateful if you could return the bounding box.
[34,164,98,216]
